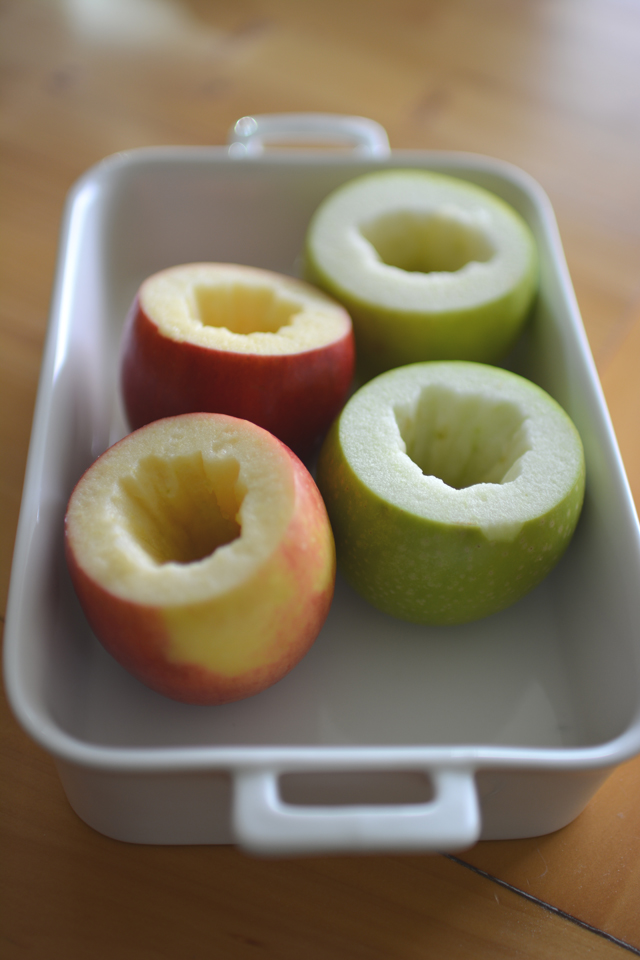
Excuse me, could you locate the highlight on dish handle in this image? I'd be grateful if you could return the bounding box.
[233,764,481,856]
[227,113,392,157]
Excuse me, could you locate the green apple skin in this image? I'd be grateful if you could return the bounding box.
[304,170,538,380]
[305,259,537,380]
[316,364,585,626]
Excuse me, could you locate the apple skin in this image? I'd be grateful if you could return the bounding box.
[304,262,535,381]
[64,414,336,705]
[120,268,355,459]
[303,169,538,380]
[316,364,585,626]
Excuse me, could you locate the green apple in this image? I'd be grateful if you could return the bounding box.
[316,361,585,625]
[65,413,336,704]
[304,170,538,379]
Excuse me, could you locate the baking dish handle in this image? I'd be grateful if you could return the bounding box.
[228,113,391,157]
[233,766,480,856]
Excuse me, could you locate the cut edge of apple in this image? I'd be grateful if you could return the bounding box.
[66,413,299,604]
[139,262,353,355]
[337,361,585,542]
[304,169,538,316]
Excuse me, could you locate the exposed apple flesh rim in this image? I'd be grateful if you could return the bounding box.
[304,170,538,378]
[120,264,355,458]
[317,362,585,625]
[65,413,336,704]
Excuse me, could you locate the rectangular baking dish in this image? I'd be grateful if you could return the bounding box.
[5,114,640,856]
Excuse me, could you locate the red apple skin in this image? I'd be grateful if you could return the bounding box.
[64,417,336,705]
[120,296,356,458]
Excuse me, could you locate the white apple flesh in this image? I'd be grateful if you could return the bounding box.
[65,413,336,704]
[316,362,585,625]
[120,263,355,458]
[304,170,538,378]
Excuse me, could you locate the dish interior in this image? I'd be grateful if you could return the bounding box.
[16,153,640,755]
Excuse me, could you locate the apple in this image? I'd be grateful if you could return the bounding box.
[316,361,585,625]
[304,169,538,379]
[64,413,336,704]
[120,263,355,458]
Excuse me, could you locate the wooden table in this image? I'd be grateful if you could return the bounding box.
[2,1,640,956]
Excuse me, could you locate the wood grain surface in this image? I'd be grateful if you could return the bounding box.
[2,1,640,957]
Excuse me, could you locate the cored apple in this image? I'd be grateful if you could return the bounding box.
[64,413,336,704]
[304,170,538,379]
[120,263,355,458]
[317,361,585,625]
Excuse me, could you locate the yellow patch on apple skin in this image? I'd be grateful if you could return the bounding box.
[162,560,303,675]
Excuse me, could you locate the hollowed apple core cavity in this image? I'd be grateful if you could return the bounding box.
[190,282,300,335]
[395,385,531,489]
[359,209,495,274]
[117,452,243,565]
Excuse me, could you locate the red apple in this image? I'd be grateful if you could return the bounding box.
[120,263,355,457]
[64,413,336,705]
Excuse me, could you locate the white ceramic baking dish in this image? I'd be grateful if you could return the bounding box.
[5,114,640,856]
